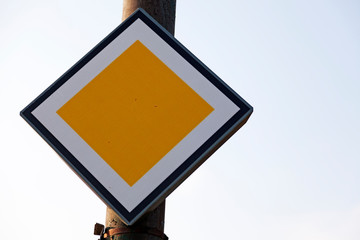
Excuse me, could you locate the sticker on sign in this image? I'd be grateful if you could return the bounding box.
[20,8,253,225]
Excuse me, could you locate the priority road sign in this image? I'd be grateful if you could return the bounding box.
[21,9,253,225]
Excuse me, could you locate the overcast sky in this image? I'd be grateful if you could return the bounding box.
[1,1,360,239]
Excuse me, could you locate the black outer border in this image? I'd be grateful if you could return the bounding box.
[20,9,253,225]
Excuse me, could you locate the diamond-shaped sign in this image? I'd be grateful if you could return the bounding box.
[21,9,252,225]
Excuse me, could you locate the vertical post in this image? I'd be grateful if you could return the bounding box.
[122,0,176,35]
[103,1,176,239]
[105,202,166,240]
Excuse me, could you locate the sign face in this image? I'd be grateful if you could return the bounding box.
[21,9,252,225]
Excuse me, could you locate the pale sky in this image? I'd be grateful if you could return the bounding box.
[1,0,360,239]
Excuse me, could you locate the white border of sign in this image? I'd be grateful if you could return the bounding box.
[21,9,252,225]
[32,18,239,211]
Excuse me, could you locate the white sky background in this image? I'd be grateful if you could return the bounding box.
[1,0,359,239]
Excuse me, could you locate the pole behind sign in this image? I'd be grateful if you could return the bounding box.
[102,1,176,239]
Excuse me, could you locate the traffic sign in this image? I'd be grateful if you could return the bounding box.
[21,9,252,225]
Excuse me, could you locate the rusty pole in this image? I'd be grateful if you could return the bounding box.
[102,1,176,239]
[122,0,176,35]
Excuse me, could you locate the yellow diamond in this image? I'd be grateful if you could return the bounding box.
[57,40,214,186]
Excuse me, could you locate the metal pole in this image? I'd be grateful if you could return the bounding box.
[104,202,167,240]
[122,0,176,35]
[101,1,176,239]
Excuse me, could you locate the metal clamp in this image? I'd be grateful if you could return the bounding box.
[102,226,168,240]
